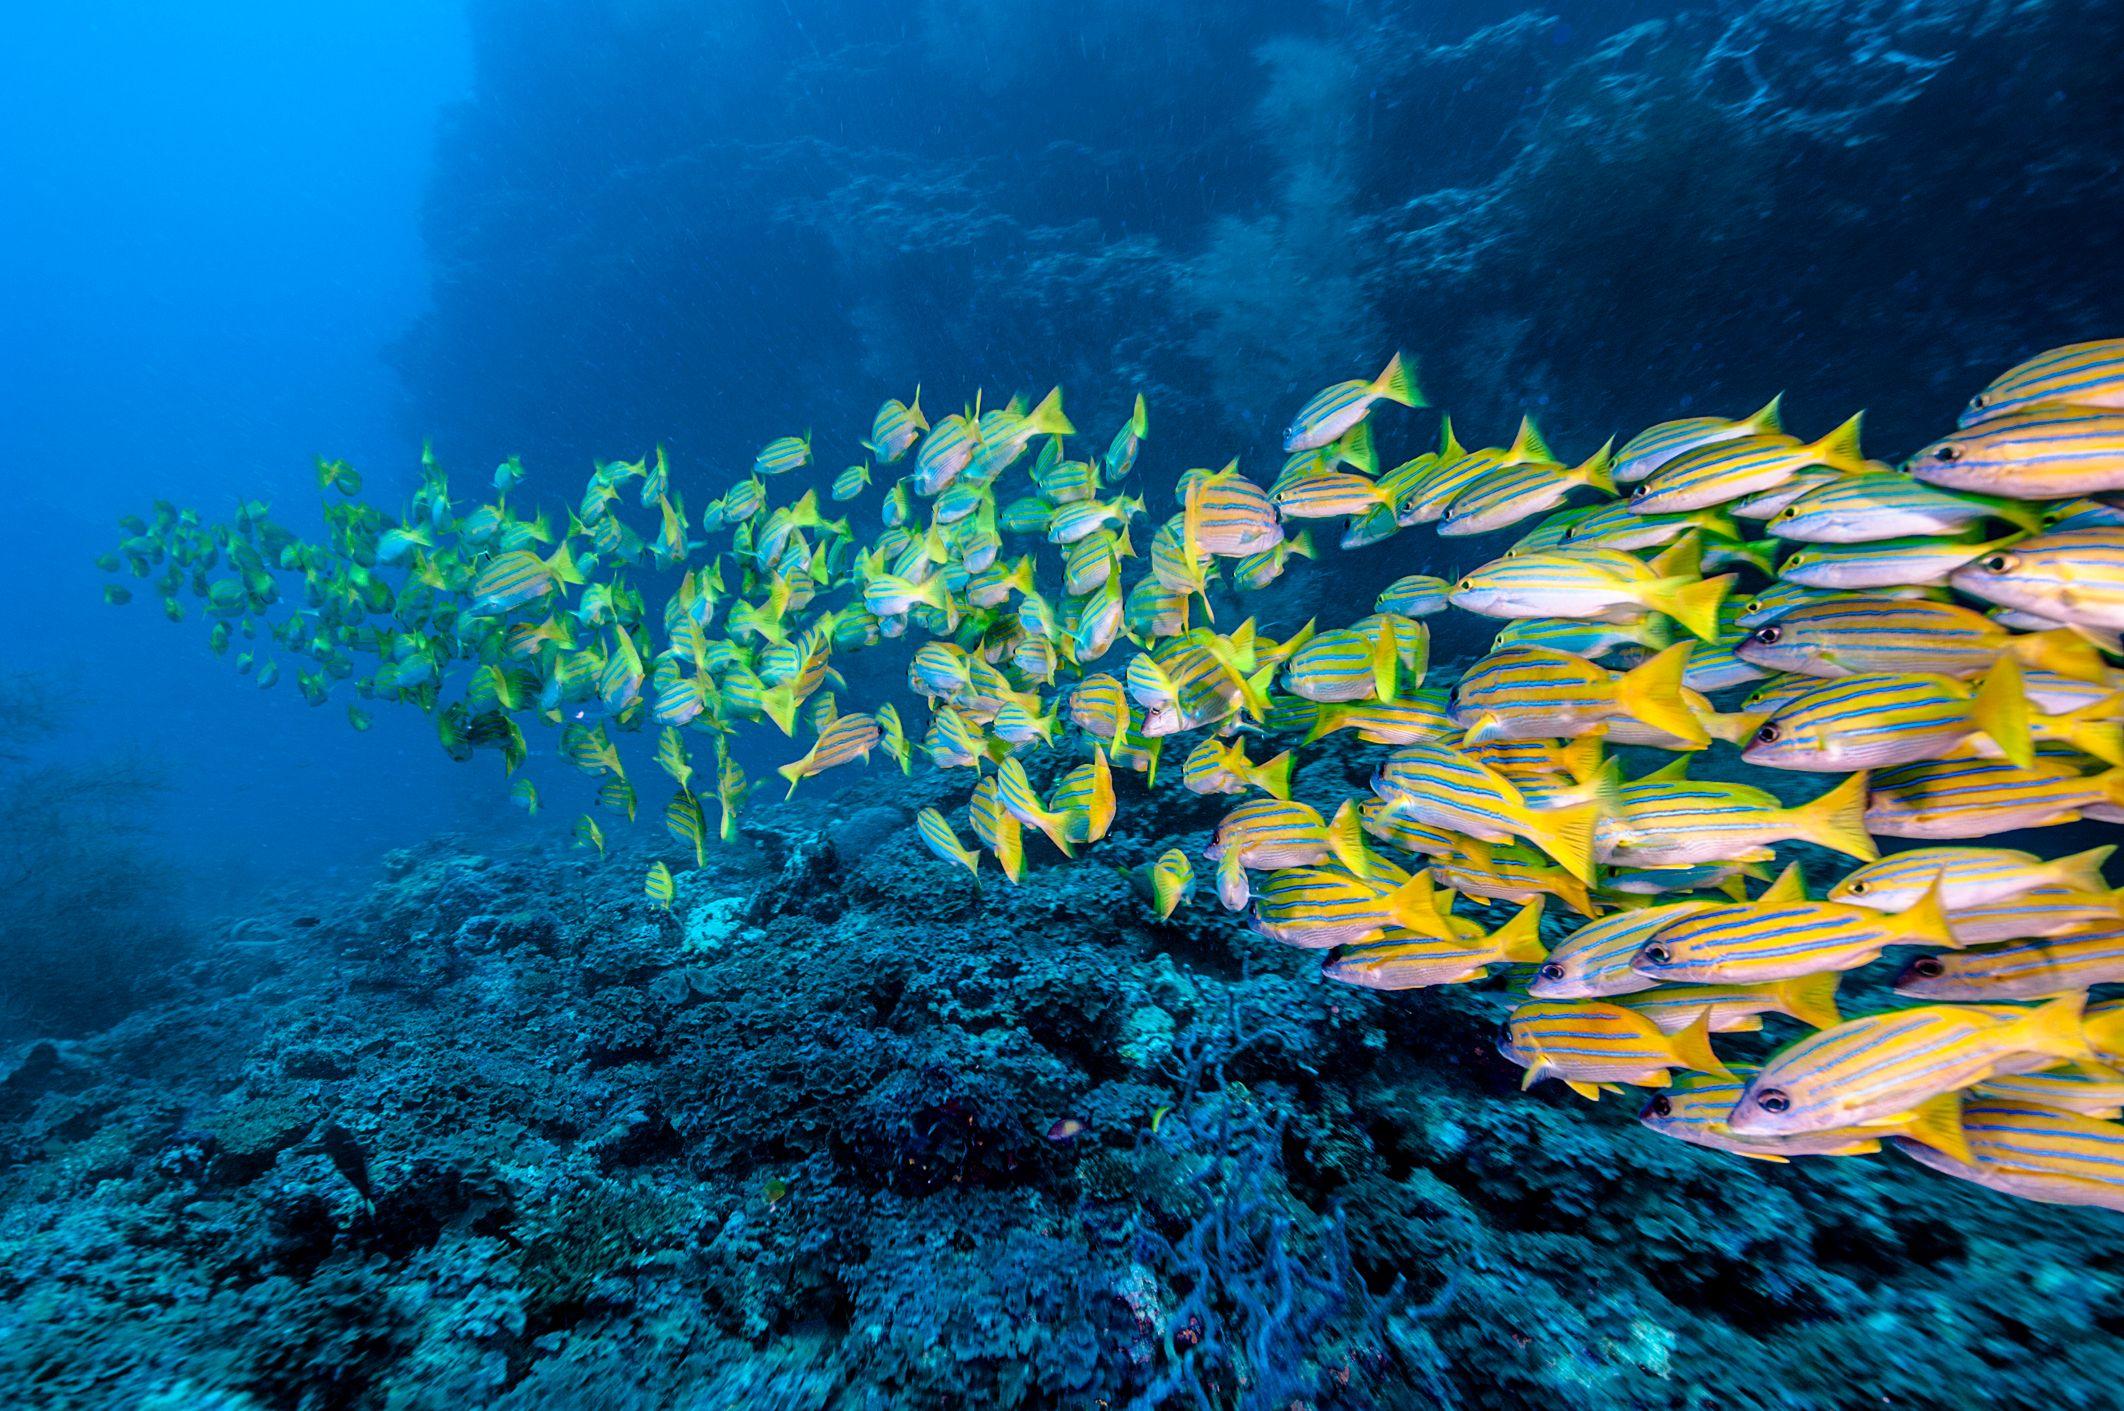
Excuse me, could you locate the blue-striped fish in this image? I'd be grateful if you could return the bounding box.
[1865,756,2124,839]
[753,433,812,477]
[1438,441,1615,538]
[1831,844,2115,913]
[1913,409,2124,499]
[1895,1096,2124,1214]
[1375,575,1449,618]
[1770,471,2041,542]
[1893,920,2124,1000]
[1631,886,1957,985]
[1186,466,1282,557]
[1640,1068,1962,1163]
[865,389,927,462]
[1630,414,1868,514]
[1182,736,1294,799]
[1371,739,1599,881]
[967,775,1025,883]
[1249,864,1452,949]
[1501,999,1732,1099]
[1450,544,1730,642]
[1616,971,1843,1035]
[1971,1072,2124,1119]
[1124,847,1194,919]
[1613,396,1784,484]
[1778,532,2010,590]
[1740,665,2067,772]
[914,806,982,879]
[1323,899,1545,990]
[1948,526,2124,630]
[1528,903,1722,999]
[1050,750,1116,844]
[994,756,1077,857]
[469,542,584,615]
[1105,393,1149,481]
[1727,995,2089,1138]
[1597,769,1875,868]
[1450,642,1703,745]
[644,861,675,910]
[776,711,880,797]
[1284,353,1422,452]
[1737,595,2101,680]
[1961,340,2124,427]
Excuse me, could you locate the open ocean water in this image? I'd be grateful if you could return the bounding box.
[5,2,2124,1407]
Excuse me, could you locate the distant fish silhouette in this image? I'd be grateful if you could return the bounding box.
[317,1122,374,1207]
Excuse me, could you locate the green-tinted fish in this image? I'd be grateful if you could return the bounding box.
[865,390,927,463]
[1630,414,1867,514]
[1450,544,1730,642]
[1125,848,1194,919]
[1284,353,1421,453]
[645,860,675,910]
[1613,397,1784,484]
[1769,471,2041,542]
[915,805,981,879]
[1778,532,2010,591]
[754,433,812,477]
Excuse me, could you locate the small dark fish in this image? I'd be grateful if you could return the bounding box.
[318,1122,374,1206]
[291,916,322,929]
[1046,1118,1086,1143]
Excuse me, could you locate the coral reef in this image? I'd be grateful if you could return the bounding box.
[3,756,2119,1408]
[398,0,2124,478]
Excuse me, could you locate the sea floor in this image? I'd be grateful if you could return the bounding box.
[1,753,2116,1410]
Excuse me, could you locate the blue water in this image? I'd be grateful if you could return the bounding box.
[6,4,2124,1403]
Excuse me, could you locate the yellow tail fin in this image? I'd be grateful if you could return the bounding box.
[1898,1092,1972,1166]
[1646,573,1732,643]
[1372,351,1423,409]
[1805,411,1869,474]
[2016,992,2092,1063]
[1521,800,1600,884]
[1667,1010,1734,1079]
[1023,386,1075,437]
[1794,771,1877,862]
[1968,655,2033,769]
[1612,642,1707,746]
[1896,880,1958,948]
[1486,897,1548,963]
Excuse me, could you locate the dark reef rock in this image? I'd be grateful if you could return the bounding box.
[3,756,2121,1408]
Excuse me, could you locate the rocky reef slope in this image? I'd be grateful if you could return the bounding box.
[2,755,2117,1409]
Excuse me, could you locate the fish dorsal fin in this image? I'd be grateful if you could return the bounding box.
[1649,531,1702,581]
[1760,862,1808,905]
[1438,417,1466,462]
[1643,754,1692,784]
[1508,416,1555,467]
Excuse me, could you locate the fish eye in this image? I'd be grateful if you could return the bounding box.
[1980,553,2017,573]
[1649,1096,1673,1118]
[1754,1088,1791,1115]
[1630,484,1650,500]
[1538,962,1566,981]
[1912,957,1946,978]
[1497,1018,1516,1044]
[1642,943,1671,965]
[1754,722,1780,743]
[1970,394,1987,408]
[1933,444,1961,462]
[1752,626,1781,645]
[1847,880,1867,895]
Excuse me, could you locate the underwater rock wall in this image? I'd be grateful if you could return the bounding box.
[396,0,2124,472]
[4,761,2121,1409]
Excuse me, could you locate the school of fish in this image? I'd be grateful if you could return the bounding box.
[103,339,2124,1216]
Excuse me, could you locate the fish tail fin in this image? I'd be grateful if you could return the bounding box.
[1337,417,1378,475]
[1612,642,1707,746]
[547,540,587,586]
[777,760,807,799]
[1521,800,1599,884]
[1574,439,1617,495]
[2046,700,2124,767]
[1646,573,1732,643]
[1557,734,1606,786]
[2101,766,2124,809]
[1301,702,1343,746]
[1806,411,1869,474]
[1487,897,1548,963]
[1969,655,2034,768]
[1373,351,1423,409]
[1249,748,1296,801]
[2009,627,2107,683]
[996,828,1025,884]
[1288,529,1316,560]
[908,385,927,428]
[2051,844,2119,901]
[1699,707,1768,746]
[1777,970,1844,1030]
[1384,871,1454,940]
[2018,992,2093,1063]
[758,684,800,737]
[1794,770,1878,862]
[1899,880,1958,949]
[1668,1010,1733,1079]
[1024,386,1075,438]
[1554,870,1597,918]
